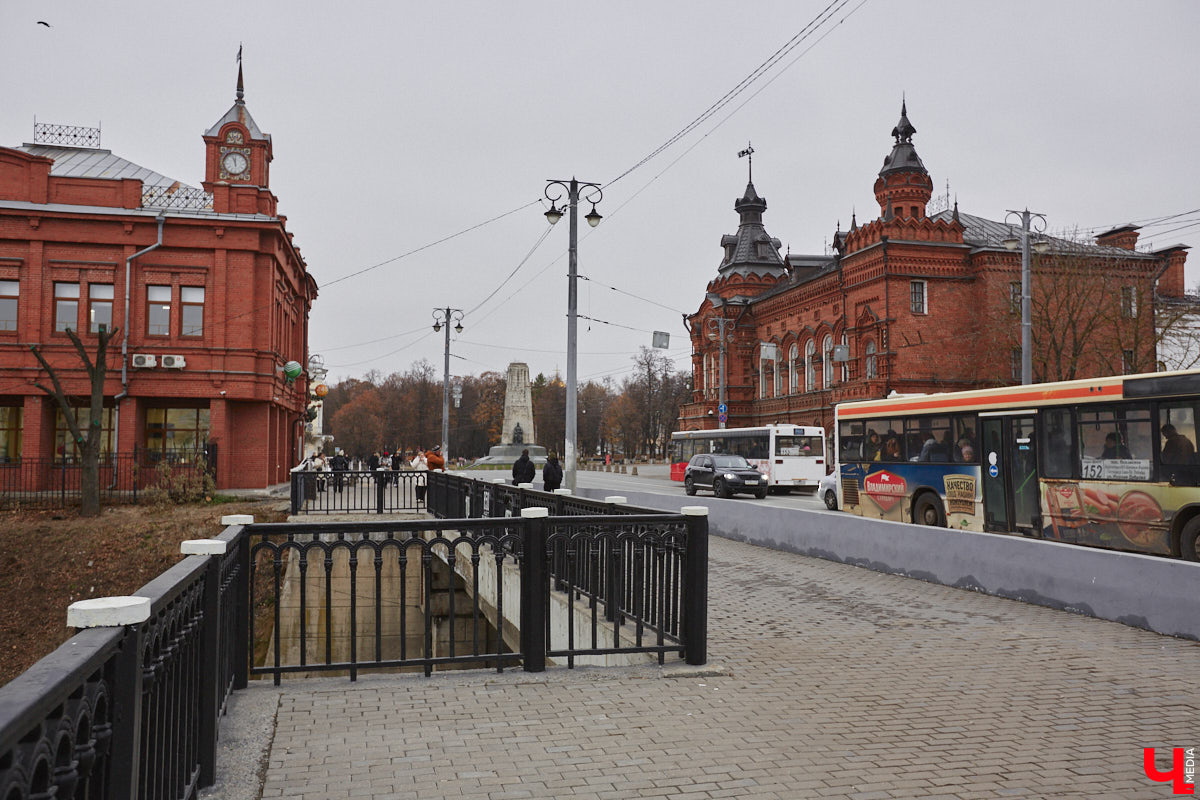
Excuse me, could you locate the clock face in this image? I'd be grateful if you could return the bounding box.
[222,151,248,177]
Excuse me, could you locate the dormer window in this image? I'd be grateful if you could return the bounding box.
[724,244,735,262]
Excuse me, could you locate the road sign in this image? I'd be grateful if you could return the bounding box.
[718,413,728,423]
[718,403,728,414]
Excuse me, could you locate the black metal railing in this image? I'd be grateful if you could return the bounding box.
[289,469,426,514]
[0,446,217,509]
[0,521,250,800]
[247,508,707,683]
[0,477,708,797]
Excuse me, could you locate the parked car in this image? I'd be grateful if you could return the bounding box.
[819,468,839,510]
[684,453,767,499]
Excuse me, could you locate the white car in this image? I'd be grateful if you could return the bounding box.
[818,469,839,510]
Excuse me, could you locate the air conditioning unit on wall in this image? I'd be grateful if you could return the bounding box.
[161,355,187,369]
[132,354,157,368]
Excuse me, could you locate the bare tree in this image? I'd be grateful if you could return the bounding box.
[30,326,119,517]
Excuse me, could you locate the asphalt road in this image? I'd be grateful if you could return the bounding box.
[455,463,830,512]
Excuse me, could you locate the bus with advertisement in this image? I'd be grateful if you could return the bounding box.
[833,368,1200,560]
[668,425,827,491]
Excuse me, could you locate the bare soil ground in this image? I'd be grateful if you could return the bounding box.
[0,499,289,687]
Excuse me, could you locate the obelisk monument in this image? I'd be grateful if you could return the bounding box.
[502,362,537,446]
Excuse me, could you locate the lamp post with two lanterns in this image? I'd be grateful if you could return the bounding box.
[432,307,464,457]
[544,178,603,492]
[1002,210,1050,385]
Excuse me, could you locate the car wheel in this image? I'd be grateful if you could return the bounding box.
[714,478,732,499]
[913,493,946,527]
[823,488,838,510]
[754,488,768,499]
[1179,516,1200,561]
[684,476,697,496]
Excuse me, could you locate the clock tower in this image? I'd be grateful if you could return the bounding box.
[202,58,275,214]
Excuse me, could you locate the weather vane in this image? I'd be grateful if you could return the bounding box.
[738,142,755,183]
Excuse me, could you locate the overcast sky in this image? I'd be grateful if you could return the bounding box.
[4,1,1198,387]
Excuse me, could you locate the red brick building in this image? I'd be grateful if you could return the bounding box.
[0,70,317,489]
[680,103,1190,435]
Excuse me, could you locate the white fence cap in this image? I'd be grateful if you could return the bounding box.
[68,596,152,628]
[521,507,550,518]
[518,482,535,489]
[680,506,709,516]
[181,539,228,555]
[552,488,573,495]
[604,496,627,504]
[220,514,254,526]
[492,478,507,484]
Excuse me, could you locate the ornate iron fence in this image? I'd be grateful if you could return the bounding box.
[289,469,426,514]
[0,447,216,509]
[0,478,707,797]
[0,528,249,800]
[141,185,214,211]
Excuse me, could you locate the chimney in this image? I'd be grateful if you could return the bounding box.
[1095,224,1140,251]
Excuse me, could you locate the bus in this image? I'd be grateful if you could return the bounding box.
[669,425,827,491]
[834,368,1200,560]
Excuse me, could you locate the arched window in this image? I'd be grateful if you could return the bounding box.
[822,334,833,389]
[788,343,799,394]
[840,333,849,382]
[774,348,784,397]
[805,339,816,392]
[865,340,877,379]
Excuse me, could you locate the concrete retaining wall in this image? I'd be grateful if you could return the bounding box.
[576,488,1200,641]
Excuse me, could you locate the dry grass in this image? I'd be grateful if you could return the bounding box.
[0,499,288,687]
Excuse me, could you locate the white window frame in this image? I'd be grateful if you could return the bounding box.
[805,339,816,392]
[822,334,833,389]
[788,343,799,394]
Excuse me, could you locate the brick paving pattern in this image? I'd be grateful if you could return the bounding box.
[252,536,1199,799]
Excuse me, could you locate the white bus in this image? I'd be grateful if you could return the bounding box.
[669,425,827,491]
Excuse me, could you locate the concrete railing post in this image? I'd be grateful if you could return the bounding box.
[520,507,549,672]
[681,506,709,666]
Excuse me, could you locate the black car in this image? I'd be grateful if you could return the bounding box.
[684,453,767,499]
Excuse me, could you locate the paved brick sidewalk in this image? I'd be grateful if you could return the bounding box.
[226,536,1198,799]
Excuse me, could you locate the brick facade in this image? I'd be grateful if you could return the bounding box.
[680,103,1189,438]
[0,77,317,489]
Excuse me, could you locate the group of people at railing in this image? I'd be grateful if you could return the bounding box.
[293,445,446,502]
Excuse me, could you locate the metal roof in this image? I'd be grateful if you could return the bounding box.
[204,101,270,142]
[928,209,1159,259]
[17,144,187,188]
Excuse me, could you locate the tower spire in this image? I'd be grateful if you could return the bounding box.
[236,44,244,103]
[738,142,755,184]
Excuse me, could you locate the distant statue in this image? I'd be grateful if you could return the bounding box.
[512,423,524,444]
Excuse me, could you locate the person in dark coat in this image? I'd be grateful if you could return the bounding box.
[542,453,563,492]
[512,449,536,486]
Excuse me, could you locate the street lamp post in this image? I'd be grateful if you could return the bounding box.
[432,307,464,457]
[706,316,734,429]
[544,177,603,492]
[1003,210,1050,385]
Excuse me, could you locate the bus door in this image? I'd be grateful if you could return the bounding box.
[980,413,1041,535]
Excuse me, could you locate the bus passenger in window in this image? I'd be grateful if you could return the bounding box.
[864,430,882,461]
[884,437,902,462]
[960,444,975,463]
[1161,424,1196,464]
[1101,433,1132,460]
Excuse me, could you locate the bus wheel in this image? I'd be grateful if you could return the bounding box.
[684,476,697,496]
[1180,517,1200,561]
[913,494,946,527]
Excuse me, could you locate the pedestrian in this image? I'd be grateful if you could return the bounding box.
[512,448,535,486]
[410,449,428,504]
[542,452,563,492]
[312,452,327,492]
[331,449,348,493]
[426,445,446,472]
[368,451,380,471]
